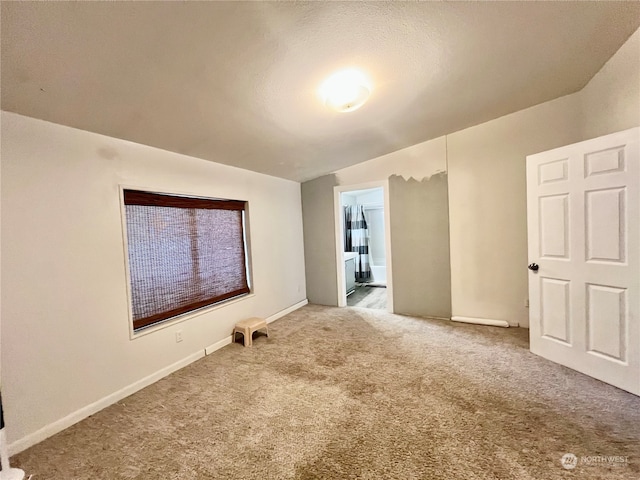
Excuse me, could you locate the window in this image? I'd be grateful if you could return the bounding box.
[123,189,250,331]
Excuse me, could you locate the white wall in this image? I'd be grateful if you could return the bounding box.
[354,189,383,206]
[447,94,583,327]
[3,24,638,457]
[1,112,306,451]
[341,193,357,206]
[580,27,640,140]
[446,26,640,328]
[363,207,386,267]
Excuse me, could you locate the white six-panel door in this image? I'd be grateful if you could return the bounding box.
[527,127,639,395]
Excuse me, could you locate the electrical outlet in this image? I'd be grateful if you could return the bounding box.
[175,331,183,343]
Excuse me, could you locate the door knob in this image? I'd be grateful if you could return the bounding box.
[528,263,539,271]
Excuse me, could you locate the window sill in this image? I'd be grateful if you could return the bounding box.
[129,292,255,340]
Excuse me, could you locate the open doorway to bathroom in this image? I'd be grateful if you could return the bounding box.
[334,182,392,311]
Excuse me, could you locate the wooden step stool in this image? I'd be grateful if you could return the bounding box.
[232,317,269,347]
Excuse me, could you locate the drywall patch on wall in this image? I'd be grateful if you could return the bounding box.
[97,146,120,160]
[301,174,339,306]
[335,136,447,186]
[389,173,452,318]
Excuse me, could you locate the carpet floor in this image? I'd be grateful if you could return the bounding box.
[13,305,640,479]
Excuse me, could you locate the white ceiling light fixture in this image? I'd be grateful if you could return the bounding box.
[319,68,372,113]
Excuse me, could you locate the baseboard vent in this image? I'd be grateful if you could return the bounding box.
[205,336,232,356]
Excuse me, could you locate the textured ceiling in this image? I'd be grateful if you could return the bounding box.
[2,2,640,182]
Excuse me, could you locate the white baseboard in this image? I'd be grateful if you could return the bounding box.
[206,299,308,354]
[9,298,310,455]
[205,299,309,355]
[8,350,205,456]
[451,316,513,328]
[266,298,308,324]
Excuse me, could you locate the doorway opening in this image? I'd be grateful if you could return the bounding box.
[334,182,393,312]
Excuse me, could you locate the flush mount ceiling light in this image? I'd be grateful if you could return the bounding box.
[319,68,372,113]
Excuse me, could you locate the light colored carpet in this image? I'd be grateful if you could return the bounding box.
[13,305,640,479]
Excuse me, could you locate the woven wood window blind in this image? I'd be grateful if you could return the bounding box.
[124,190,250,331]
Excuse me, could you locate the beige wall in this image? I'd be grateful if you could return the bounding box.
[3,24,638,457]
[389,173,451,318]
[446,26,640,327]
[307,25,640,326]
[447,94,583,327]
[301,174,339,306]
[302,27,639,328]
[580,28,640,140]
[1,112,306,450]
[302,137,451,317]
